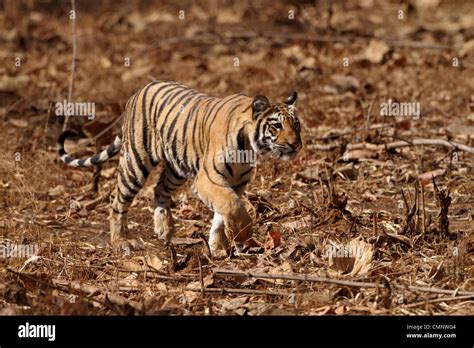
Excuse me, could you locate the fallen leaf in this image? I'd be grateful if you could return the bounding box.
[418,169,446,186]
[342,149,378,161]
[330,74,361,93]
[281,215,312,230]
[144,254,163,271]
[171,237,202,246]
[328,237,373,276]
[9,119,28,128]
[48,185,65,197]
[335,305,346,315]
[264,231,281,250]
[362,39,390,64]
[186,274,214,291]
[0,75,30,92]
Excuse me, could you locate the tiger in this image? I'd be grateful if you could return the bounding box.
[57,80,302,255]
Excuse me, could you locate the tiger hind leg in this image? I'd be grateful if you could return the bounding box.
[153,166,186,242]
[110,152,150,252]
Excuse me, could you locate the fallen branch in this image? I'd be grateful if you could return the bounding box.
[309,138,474,153]
[52,279,143,311]
[7,268,143,312]
[188,287,290,296]
[213,268,474,297]
[404,294,474,309]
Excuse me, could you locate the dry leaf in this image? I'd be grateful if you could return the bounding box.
[418,169,446,186]
[264,231,281,250]
[330,74,361,93]
[342,149,378,161]
[335,305,346,315]
[186,274,214,291]
[144,254,163,271]
[120,259,144,272]
[282,215,312,230]
[0,75,29,92]
[328,237,373,276]
[363,40,390,64]
[9,119,28,128]
[48,185,65,197]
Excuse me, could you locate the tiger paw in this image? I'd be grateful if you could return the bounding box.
[154,207,175,242]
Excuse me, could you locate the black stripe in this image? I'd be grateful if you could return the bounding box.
[205,96,246,154]
[191,98,213,163]
[118,169,140,195]
[112,207,127,215]
[163,91,197,140]
[153,85,184,125]
[166,164,185,181]
[90,153,102,165]
[117,186,134,203]
[239,167,253,179]
[164,171,183,186]
[225,162,234,177]
[106,143,118,157]
[199,99,223,153]
[203,165,230,188]
[223,103,245,148]
[129,140,149,179]
[206,95,245,130]
[232,180,249,190]
[141,82,159,167]
[159,89,195,136]
[181,96,204,171]
[123,94,143,184]
[128,90,150,181]
[149,82,177,121]
[254,118,263,144]
[193,98,214,160]
[212,156,226,178]
[237,126,246,151]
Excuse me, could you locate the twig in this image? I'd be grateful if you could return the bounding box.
[404,294,474,309]
[62,0,77,132]
[213,268,474,296]
[196,252,204,297]
[313,123,394,141]
[188,287,290,296]
[309,138,474,153]
[377,139,474,153]
[6,268,115,312]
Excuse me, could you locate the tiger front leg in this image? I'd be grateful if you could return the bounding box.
[194,173,253,256]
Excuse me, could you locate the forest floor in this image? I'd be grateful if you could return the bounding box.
[0,0,473,315]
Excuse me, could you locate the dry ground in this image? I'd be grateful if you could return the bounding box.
[0,0,473,315]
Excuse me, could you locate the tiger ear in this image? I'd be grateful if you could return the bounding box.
[252,95,270,119]
[284,91,297,106]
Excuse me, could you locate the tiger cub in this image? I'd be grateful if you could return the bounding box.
[58,81,302,255]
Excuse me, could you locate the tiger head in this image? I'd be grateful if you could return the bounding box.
[249,92,302,161]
